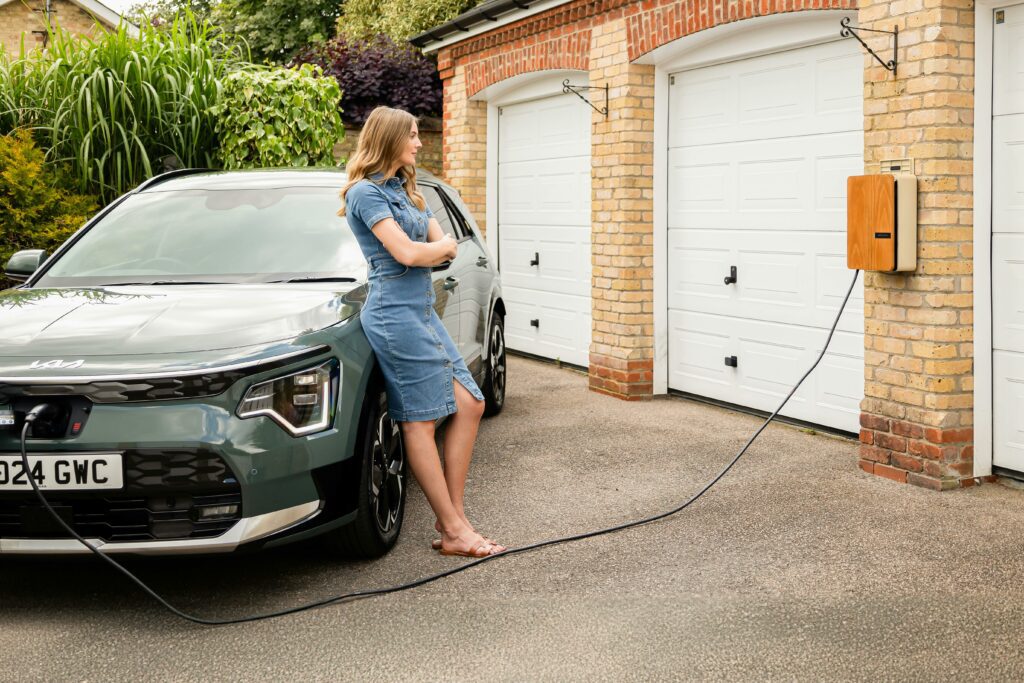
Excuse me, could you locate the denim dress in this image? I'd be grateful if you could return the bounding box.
[345,172,485,422]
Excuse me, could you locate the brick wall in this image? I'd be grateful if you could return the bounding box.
[0,0,112,57]
[439,64,488,233]
[334,116,444,178]
[857,0,979,490]
[588,18,656,399]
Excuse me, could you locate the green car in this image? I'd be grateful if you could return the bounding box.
[0,168,507,558]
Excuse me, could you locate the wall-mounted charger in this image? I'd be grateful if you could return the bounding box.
[846,173,917,272]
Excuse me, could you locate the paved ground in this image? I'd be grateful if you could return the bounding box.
[1,354,1023,682]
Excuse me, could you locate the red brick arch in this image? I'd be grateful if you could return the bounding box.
[464,33,592,98]
[438,0,857,96]
[625,0,857,62]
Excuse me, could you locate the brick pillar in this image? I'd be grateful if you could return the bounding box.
[858,0,978,489]
[587,19,655,400]
[438,54,488,235]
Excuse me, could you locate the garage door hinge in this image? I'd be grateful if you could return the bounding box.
[562,79,608,117]
[724,356,738,368]
[670,75,675,85]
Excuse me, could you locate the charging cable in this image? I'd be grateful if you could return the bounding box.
[18,271,861,625]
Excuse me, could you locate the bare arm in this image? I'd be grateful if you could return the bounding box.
[370,217,457,267]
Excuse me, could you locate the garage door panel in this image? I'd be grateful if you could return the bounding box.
[668,311,862,431]
[668,132,862,231]
[994,4,1024,117]
[993,115,1024,233]
[498,92,591,367]
[501,286,589,366]
[993,351,1024,471]
[499,226,590,298]
[993,234,1024,352]
[499,157,590,226]
[668,39,863,431]
[499,96,590,163]
[669,40,862,147]
[668,229,864,332]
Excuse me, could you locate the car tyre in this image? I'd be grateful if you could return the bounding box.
[481,312,506,417]
[322,376,406,559]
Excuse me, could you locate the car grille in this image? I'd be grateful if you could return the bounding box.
[0,371,247,404]
[0,449,243,542]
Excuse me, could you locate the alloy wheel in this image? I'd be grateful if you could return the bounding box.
[369,393,404,534]
[489,321,506,406]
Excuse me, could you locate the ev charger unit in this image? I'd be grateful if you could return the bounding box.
[846,173,918,273]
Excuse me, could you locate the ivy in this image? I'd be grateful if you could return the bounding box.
[211,64,346,169]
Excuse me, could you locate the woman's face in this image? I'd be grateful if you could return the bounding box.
[396,121,422,169]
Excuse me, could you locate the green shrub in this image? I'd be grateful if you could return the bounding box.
[337,0,481,43]
[212,0,343,65]
[211,63,345,169]
[0,131,98,287]
[2,14,245,203]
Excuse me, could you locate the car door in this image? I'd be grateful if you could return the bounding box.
[435,187,489,378]
[423,185,462,350]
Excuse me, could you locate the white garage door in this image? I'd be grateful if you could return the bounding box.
[666,40,865,432]
[498,92,591,367]
[993,4,1024,472]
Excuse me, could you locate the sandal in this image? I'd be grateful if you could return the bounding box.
[431,535,499,550]
[437,539,506,557]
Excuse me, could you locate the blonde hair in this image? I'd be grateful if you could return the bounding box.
[338,106,426,217]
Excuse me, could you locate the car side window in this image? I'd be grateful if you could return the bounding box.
[422,186,461,239]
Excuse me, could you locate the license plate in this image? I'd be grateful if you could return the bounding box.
[0,453,123,491]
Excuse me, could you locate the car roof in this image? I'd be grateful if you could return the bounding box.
[139,167,447,193]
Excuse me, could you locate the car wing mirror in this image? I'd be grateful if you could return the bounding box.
[4,249,47,283]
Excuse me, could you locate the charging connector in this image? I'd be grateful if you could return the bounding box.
[16,270,861,625]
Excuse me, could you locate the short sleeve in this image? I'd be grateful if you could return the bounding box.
[346,181,393,230]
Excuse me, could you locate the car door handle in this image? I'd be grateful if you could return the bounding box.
[476,256,488,267]
[443,276,459,291]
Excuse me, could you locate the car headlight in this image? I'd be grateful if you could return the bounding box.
[237,360,337,436]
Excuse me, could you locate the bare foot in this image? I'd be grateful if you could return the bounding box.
[433,518,500,550]
[438,529,506,557]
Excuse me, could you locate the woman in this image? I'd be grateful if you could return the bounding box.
[339,106,506,558]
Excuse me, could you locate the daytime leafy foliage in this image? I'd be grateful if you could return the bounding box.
[336,0,479,42]
[0,131,98,283]
[212,64,345,169]
[125,0,217,31]
[212,0,343,65]
[0,16,245,203]
[292,34,441,125]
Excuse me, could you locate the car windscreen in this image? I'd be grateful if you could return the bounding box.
[34,186,368,286]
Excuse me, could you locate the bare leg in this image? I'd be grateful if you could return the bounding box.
[431,382,505,549]
[400,419,496,554]
[441,381,485,518]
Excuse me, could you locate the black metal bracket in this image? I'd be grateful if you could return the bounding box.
[562,79,608,117]
[840,17,898,76]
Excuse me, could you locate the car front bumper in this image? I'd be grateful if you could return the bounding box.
[0,499,321,555]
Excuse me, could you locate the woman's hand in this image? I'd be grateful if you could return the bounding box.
[439,234,458,261]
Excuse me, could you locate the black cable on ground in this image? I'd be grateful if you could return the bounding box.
[18,270,861,626]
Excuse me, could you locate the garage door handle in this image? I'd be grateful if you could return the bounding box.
[530,252,540,267]
[724,266,737,285]
[443,277,459,291]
